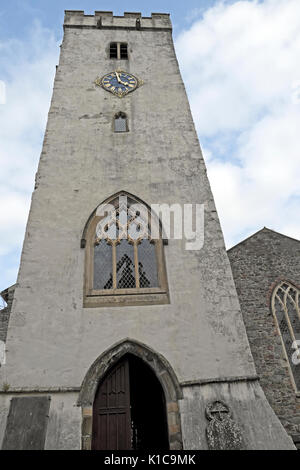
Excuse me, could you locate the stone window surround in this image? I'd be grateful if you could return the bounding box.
[270,279,300,395]
[109,42,128,60]
[78,338,183,450]
[82,192,169,308]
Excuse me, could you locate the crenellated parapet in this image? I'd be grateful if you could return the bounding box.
[64,10,172,31]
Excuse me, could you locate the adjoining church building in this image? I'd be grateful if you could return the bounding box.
[228,227,300,449]
[0,11,298,450]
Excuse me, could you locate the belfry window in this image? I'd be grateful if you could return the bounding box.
[83,193,169,307]
[110,43,128,60]
[110,43,118,58]
[271,281,300,392]
[120,43,128,59]
[114,112,127,133]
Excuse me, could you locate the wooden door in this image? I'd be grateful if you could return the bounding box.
[92,359,132,450]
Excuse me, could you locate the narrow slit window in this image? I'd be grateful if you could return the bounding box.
[114,113,127,133]
[110,43,118,59]
[120,43,128,59]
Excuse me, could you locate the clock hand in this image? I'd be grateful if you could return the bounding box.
[115,71,122,83]
[115,72,130,87]
[116,73,129,87]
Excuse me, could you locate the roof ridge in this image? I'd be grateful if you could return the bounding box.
[228,227,300,252]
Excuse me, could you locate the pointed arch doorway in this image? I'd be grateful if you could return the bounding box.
[92,354,169,450]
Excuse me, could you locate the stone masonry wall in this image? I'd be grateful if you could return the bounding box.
[0,286,15,343]
[228,228,300,447]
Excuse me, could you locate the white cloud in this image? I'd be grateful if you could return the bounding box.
[176,0,300,247]
[0,21,59,291]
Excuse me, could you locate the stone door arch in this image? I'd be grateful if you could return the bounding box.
[78,338,183,450]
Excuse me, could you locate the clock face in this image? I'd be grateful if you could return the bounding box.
[97,71,140,98]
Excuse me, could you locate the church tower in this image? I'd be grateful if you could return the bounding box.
[0,11,294,450]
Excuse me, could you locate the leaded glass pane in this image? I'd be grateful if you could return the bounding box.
[287,295,300,335]
[138,239,158,288]
[120,43,128,59]
[110,43,118,58]
[94,241,113,289]
[277,288,285,301]
[116,240,136,289]
[290,289,297,301]
[115,117,127,133]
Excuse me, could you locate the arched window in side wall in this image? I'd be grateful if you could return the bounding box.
[114,112,128,133]
[83,193,169,307]
[271,281,300,392]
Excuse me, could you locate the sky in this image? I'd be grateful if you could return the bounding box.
[0,0,300,296]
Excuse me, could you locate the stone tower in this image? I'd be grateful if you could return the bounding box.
[0,11,295,450]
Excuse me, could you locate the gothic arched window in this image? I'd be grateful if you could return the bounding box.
[114,112,128,133]
[83,193,169,307]
[271,281,300,392]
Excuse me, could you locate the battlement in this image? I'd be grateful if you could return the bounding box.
[64,10,172,30]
